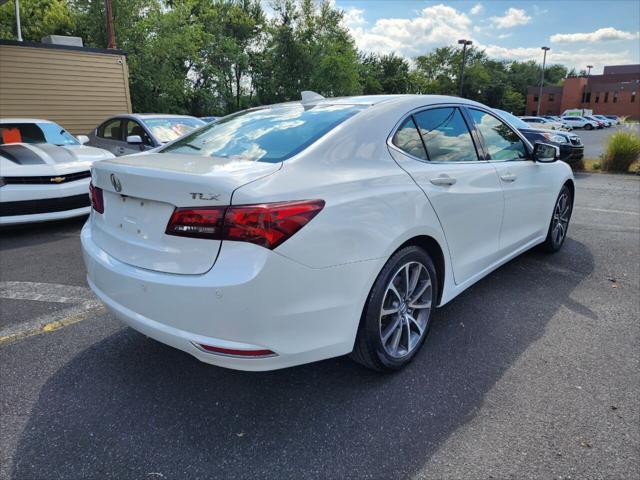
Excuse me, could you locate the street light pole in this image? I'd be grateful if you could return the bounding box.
[582,65,593,116]
[458,39,473,97]
[536,46,550,116]
[15,0,22,41]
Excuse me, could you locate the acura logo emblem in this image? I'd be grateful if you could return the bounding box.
[110,173,122,192]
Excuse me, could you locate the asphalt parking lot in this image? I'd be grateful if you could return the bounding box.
[1,172,639,480]
[578,123,640,160]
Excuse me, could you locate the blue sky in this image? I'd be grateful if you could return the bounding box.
[330,0,640,73]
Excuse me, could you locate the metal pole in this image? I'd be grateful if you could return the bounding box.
[458,39,472,97]
[582,65,592,116]
[104,0,116,49]
[536,46,550,116]
[15,0,22,41]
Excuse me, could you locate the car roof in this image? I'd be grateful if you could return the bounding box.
[101,113,203,122]
[0,118,54,124]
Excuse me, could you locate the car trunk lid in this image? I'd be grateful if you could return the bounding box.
[90,153,280,274]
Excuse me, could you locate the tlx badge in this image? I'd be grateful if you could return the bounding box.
[189,193,221,201]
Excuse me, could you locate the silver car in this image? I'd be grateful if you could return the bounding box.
[87,114,206,156]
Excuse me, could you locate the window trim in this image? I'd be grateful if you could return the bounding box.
[387,103,483,165]
[463,106,533,163]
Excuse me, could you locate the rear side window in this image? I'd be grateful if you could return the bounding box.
[468,109,527,161]
[161,104,367,162]
[392,117,427,160]
[99,119,123,140]
[412,107,478,162]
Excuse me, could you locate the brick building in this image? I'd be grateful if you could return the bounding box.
[526,64,640,120]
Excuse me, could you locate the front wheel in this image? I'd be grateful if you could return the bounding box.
[584,124,593,130]
[541,185,573,253]
[351,246,437,372]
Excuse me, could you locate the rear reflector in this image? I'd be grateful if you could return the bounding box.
[196,343,276,357]
[166,199,324,249]
[89,182,104,214]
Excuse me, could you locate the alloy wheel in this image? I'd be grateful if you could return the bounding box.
[379,261,432,358]
[552,191,571,246]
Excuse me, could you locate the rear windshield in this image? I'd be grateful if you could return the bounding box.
[160,104,367,162]
[0,122,79,146]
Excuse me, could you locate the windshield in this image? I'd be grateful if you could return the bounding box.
[493,109,530,130]
[142,117,206,143]
[0,122,79,146]
[161,103,367,163]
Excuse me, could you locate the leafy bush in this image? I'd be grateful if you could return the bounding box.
[602,129,640,172]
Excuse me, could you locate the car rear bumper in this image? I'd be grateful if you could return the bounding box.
[81,221,380,371]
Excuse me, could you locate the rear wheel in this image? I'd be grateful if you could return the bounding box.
[351,246,437,372]
[541,185,573,253]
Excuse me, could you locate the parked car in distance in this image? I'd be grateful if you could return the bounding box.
[560,116,599,130]
[592,115,613,127]
[87,114,206,156]
[82,93,574,372]
[200,116,220,123]
[604,115,621,125]
[542,115,572,130]
[583,115,606,129]
[495,109,583,162]
[519,116,568,131]
[0,118,114,225]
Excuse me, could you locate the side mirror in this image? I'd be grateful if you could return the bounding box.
[77,135,89,145]
[126,135,142,145]
[533,142,559,163]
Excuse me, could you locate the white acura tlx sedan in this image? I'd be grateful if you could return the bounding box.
[82,94,574,372]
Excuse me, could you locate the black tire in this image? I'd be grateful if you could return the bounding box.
[351,245,438,372]
[541,185,573,253]
[585,124,593,130]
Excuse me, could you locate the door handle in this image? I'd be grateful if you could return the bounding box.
[500,173,517,182]
[430,175,457,186]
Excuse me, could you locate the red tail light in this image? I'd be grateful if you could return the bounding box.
[165,199,324,249]
[89,182,104,214]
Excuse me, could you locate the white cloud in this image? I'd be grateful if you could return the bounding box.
[490,8,531,29]
[551,27,640,43]
[470,4,483,15]
[348,4,472,57]
[342,7,366,28]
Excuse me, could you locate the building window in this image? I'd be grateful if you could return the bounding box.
[613,92,618,103]
[585,92,591,103]
[632,91,637,103]
[604,92,609,103]
[595,94,600,103]
[533,95,539,102]
[548,93,554,102]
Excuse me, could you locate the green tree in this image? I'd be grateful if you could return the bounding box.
[0,0,74,41]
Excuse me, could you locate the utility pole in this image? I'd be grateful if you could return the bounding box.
[536,46,550,116]
[104,0,116,49]
[582,65,593,116]
[15,0,22,41]
[457,39,473,98]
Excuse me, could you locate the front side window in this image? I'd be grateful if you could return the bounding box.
[161,104,367,162]
[142,117,205,144]
[411,107,478,162]
[125,120,153,145]
[468,108,527,161]
[392,117,427,160]
[99,119,123,140]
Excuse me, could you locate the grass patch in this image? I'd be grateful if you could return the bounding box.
[573,158,639,174]
[601,128,640,172]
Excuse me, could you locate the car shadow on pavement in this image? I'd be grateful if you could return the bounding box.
[0,216,87,249]
[11,238,594,479]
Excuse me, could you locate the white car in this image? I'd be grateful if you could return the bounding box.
[1,119,115,226]
[82,94,574,372]
[560,116,599,130]
[519,116,568,131]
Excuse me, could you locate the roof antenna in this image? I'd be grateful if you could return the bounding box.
[301,91,325,107]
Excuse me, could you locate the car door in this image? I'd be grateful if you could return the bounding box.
[122,119,155,155]
[387,105,504,285]
[93,118,125,156]
[466,107,557,255]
